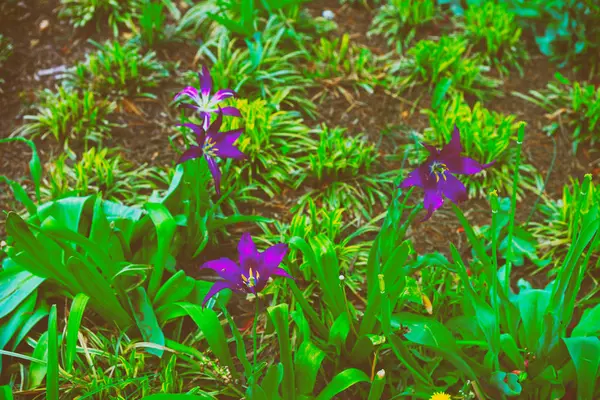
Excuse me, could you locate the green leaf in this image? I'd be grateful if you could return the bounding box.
[0,385,14,400]
[140,395,215,400]
[176,302,237,379]
[46,305,59,400]
[0,291,37,373]
[0,266,44,319]
[328,314,350,355]
[65,294,89,372]
[144,202,176,299]
[131,287,165,357]
[268,304,295,400]
[295,341,325,395]
[314,369,370,400]
[490,371,522,396]
[518,289,550,353]
[28,331,49,389]
[563,337,600,400]
[572,304,600,337]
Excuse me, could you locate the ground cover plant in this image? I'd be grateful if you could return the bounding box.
[1,0,599,399]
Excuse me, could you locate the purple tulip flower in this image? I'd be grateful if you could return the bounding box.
[200,233,292,306]
[177,110,246,196]
[399,125,495,222]
[174,65,241,130]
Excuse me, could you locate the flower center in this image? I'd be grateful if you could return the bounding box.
[203,137,217,157]
[429,161,448,183]
[241,268,260,288]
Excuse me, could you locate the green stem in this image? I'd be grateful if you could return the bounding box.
[504,124,525,294]
[252,295,260,380]
[490,191,501,371]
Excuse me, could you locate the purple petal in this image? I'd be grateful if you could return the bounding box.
[199,112,211,131]
[206,110,223,139]
[238,233,259,269]
[421,142,440,155]
[442,155,495,175]
[178,146,203,164]
[174,86,201,103]
[271,267,293,279]
[260,243,288,272]
[202,281,232,307]
[206,156,222,196]
[399,165,427,189]
[439,125,463,157]
[214,129,246,159]
[200,258,242,281]
[421,188,444,222]
[177,123,206,144]
[440,174,468,204]
[199,65,213,97]
[212,89,236,102]
[219,106,242,117]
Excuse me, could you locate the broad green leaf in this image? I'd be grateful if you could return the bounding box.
[0,266,44,319]
[572,304,600,337]
[46,305,58,400]
[65,294,89,372]
[328,314,350,354]
[176,302,237,379]
[268,304,295,400]
[0,292,37,373]
[261,363,283,400]
[28,331,49,389]
[130,287,165,357]
[314,369,370,400]
[295,341,325,395]
[563,337,600,400]
[0,385,14,399]
[518,289,550,353]
[490,371,522,396]
[144,202,176,299]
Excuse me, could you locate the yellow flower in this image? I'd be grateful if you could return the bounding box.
[429,392,451,400]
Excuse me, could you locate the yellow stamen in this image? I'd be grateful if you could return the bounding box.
[241,274,248,282]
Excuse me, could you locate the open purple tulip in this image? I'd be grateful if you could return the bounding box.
[174,65,241,130]
[177,110,246,196]
[399,125,495,222]
[200,233,292,306]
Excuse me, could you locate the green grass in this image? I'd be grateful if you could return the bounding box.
[65,40,169,99]
[369,0,438,48]
[13,86,119,146]
[58,0,141,36]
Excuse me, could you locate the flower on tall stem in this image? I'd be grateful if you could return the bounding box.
[399,125,495,221]
[200,233,292,306]
[177,110,246,196]
[174,65,241,130]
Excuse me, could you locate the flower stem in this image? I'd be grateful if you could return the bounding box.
[504,123,525,294]
[252,295,261,378]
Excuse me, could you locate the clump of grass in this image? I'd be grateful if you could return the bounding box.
[13,86,119,145]
[196,20,314,115]
[58,0,140,36]
[515,72,600,153]
[294,125,396,220]
[209,97,313,206]
[369,0,438,47]
[305,33,385,103]
[531,177,600,271]
[42,147,163,203]
[421,94,538,199]
[389,35,502,99]
[462,1,528,75]
[65,39,169,99]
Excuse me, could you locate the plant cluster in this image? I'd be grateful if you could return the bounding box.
[515,72,600,153]
[389,35,502,100]
[58,0,141,37]
[64,40,169,99]
[370,0,438,47]
[13,86,119,146]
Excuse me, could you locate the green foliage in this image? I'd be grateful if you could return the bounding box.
[58,0,141,36]
[389,35,502,100]
[531,176,600,271]
[515,72,600,153]
[42,147,164,203]
[462,2,527,75]
[305,33,384,102]
[65,40,169,99]
[216,98,312,205]
[294,125,396,220]
[369,0,438,46]
[13,86,119,146]
[197,21,314,114]
[137,1,168,47]
[422,94,538,199]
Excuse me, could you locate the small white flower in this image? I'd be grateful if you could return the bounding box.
[339,274,345,281]
[376,369,385,378]
[322,10,335,20]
